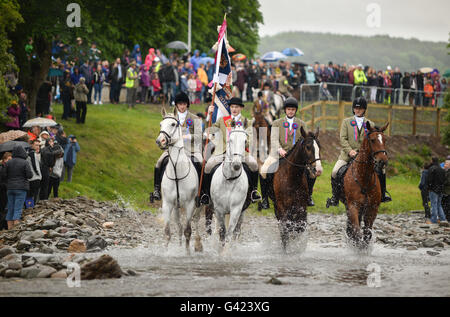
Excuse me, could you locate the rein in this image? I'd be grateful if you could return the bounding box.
[222,129,246,181]
[159,116,190,209]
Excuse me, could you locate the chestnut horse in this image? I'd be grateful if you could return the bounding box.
[269,127,320,251]
[341,122,389,249]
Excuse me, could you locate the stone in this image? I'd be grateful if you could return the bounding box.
[67,239,87,253]
[38,245,55,254]
[439,221,450,228]
[41,220,58,230]
[51,270,67,279]
[422,240,445,248]
[266,277,283,285]
[80,255,123,280]
[7,261,22,270]
[0,247,14,259]
[126,269,137,276]
[17,240,32,251]
[22,253,57,265]
[56,227,69,234]
[36,265,57,278]
[426,251,440,256]
[23,257,37,268]
[102,222,114,229]
[86,236,108,250]
[4,269,21,278]
[21,230,45,242]
[407,246,418,251]
[1,253,21,263]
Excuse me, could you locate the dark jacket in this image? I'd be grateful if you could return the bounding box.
[419,169,428,191]
[427,163,446,194]
[2,146,33,191]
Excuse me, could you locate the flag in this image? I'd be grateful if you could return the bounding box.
[213,18,231,86]
[209,84,231,124]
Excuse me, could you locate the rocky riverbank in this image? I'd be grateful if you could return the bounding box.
[0,197,449,281]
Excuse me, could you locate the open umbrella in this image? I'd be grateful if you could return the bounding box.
[0,141,30,153]
[199,56,215,66]
[261,51,288,62]
[0,130,28,144]
[233,53,247,61]
[166,41,188,50]
[420,67,433,74]
[22,117,57,128]
[282,48,304,57]
[443,69,450,78]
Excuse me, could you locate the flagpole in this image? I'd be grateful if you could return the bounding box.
[196,82,217,205]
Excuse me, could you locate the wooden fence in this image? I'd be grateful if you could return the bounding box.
[299,101,449,137]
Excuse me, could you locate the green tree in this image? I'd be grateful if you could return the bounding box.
[0,0,23,125]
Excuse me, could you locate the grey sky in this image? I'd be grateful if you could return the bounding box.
[258,0,450,42]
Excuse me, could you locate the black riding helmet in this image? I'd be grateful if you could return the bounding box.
[175,92,190,108]
[284,97,298,110]
[352,97,367,115]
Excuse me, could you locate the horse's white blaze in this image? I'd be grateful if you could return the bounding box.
[313,140,323,174]
[378,134,383,145]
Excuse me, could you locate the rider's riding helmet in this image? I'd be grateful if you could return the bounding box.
[283,97,298,111]
[175,92,190,108]
[352,97,367,115]
[229,97,245,107]
[263,81,272,89]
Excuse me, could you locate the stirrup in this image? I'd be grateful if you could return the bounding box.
[326,197,339,208]
[200,194,210,206]
[381,191,392,203]
[152,190,161,201]
[251,190,262,203]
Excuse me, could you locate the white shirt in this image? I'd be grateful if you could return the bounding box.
[355,116,364,130]
[287,117,294,131]
[178,110,188,126]
[232,114,241,122]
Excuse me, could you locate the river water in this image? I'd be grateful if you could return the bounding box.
[1,212,449,297]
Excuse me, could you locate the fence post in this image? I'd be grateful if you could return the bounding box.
[311,103,315,130]
[436,108,441,137]
[387,105,393,136]
[338,100,344,128]
[321,100,326,131]
[412,106,417,135]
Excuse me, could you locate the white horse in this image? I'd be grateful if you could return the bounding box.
[156,107,202,254]
[210,124,249,247]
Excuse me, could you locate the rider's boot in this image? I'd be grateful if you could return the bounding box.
[307,175,316,207]
[250,170,262,203]
[259,175,270,209]
[377,171,392,203]
[152,167,162,201]
[200,173,211,205]
[326,177,340,208]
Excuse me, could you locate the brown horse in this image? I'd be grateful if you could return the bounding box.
[269,126,320,251]
[252,101,271,164]
[342,122,389,249]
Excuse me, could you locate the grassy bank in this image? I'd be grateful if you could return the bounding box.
[52,102,424,214]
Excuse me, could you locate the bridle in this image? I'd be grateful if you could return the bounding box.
[223,129,248,181]
[283,136,321,169]
[158,116,180,148]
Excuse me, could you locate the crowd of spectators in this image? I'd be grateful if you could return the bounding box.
[0,123,80,230]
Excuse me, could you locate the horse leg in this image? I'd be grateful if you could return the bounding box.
[278,220,289,253]
[346,203,362,246]
[233,210,245,241]
[227,207,242,243]
[205,206,213,236]
[162,201,172,248]
[363,206,378,247]
[184,200,195,255]
[216,211,226,247]
[173,207,183,246]
[193,206,203,252]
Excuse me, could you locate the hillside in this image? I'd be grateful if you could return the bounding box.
[258,31,450,71]
[49,102,444,214]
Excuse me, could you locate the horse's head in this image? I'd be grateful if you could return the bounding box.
[156,107,181,149]
[227,123,247,171]
[301,126,322,179]
[365,121,389,170]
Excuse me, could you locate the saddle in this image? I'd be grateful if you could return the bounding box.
[336,163,350,184]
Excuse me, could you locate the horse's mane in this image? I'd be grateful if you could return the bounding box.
[280,131,316,166]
